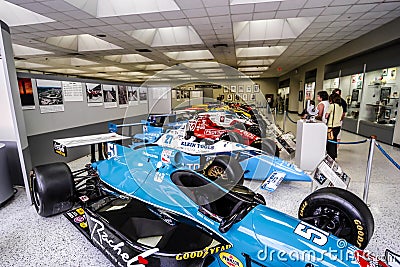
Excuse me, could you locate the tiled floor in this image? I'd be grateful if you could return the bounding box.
[0,115,399,266]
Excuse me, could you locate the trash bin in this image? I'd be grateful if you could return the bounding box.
[0,143,14,206]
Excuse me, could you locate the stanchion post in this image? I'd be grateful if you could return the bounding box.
[273,107,277,124]
[363,135,376,203]
[283,110,287,132]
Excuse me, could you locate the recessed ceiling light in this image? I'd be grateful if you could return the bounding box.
[128,26,203,47]
[43,34,122,52]
[0,0,54,26]
[236,46,287,57]
[238,59,275,66]
[164,50,214,61]
[238,67,269,72]
[12,44,53,57]
[230,0,284,5]
[183,61,220,68]
[234,17,314,42]
[104,54,153,63]
[64,0,180,17]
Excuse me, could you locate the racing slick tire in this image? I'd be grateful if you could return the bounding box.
[31,162,75,217]
[246,125,262,137]
[250,139,280,157]
[203,155,244,186]
[298,187,374,249]
[219,132,242,144]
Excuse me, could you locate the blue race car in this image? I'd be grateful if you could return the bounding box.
[31,133,398,267]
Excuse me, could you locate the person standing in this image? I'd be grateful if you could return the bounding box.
[332,89,347,144]
[325,93,343,160]
[316,91,329,123]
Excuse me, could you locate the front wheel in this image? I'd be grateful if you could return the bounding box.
[31,162,75,217]
[203,155,244,186]
[298,187,374,249]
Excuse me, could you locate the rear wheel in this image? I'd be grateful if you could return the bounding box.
[203,155,244,186]
[298,187,374,249]
[31,162,75,217]
[219,132,242,144]
[246,125,262,137]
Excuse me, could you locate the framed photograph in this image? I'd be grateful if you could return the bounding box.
[384,109,391,119]
[235,94,240,101]
[227,94,233,101]
[238,85,244,93]
[246,85,252,93]
[230,85,236,93]
[351,89,359,102]
[356,81,363,89]
[242,94,248,101]
[382,69,388,76]
[223,86,229,93]
[254,84,260,93]
[250,93,256,100]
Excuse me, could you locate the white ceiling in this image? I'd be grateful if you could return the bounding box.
[5,0,400,82]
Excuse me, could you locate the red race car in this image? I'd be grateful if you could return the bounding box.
[186,114,279,156]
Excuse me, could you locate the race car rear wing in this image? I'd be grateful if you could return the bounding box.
[53,133,130,162]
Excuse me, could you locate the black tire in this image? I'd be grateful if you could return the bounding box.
[232,122,246,131]
[31,162,75,217]
[219,131,242,143]
[250,139,279,157]
[246,125,262,137]
[203,155,244,186]
[298,187,374,249]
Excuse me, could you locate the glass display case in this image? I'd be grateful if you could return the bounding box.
[339,74,363,133]
[322,77,340,95]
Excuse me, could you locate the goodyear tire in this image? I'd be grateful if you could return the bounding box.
[219,132,242,144]
[298,187,374,249]
[203,155,244,186]
[246,125,262,137]
[31,162,75,217]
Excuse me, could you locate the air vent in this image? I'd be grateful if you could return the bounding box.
[98,71,106,74]
[96,34,107,38]
[67,52,84,56]
[135,48,152,53]
[14,57,26,60]
[213,44,228,48]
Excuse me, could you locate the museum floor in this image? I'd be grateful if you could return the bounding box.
[1,118,399,266]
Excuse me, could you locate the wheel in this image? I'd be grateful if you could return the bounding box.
[219,131,242,143]
[31,162,75,217]
[298,187,374,249]
[246,125,262,137]
[203,155,244,186]
[232,122,246,131]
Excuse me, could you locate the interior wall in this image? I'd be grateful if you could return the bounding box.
[280,17,400,112]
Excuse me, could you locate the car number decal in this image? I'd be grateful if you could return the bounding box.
[294,222,329,246]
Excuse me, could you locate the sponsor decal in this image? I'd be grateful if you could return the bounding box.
[204,129,225,136]
[90,216,158,266]
[354,219,366,248]
[161,149,172,163]
[299,201,308,217]
[176,244,232,260]
[76,208,85,215]
[184,163,200,170]
[74,216,85,224]
[260,171,285,192]
[143,151,158,159]
[107,143,117,158]
[355,250,388,267]
[53,141,67,157]
[80,222,88,229]
[79,196,89,202]
[219,252,243,267]
[180,141,215,150]
[154,172,165,183]
[66,211,78,219]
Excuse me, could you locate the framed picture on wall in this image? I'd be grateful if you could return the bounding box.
[246,85,252,93]
[254,84,260,93]
[238,85,244,93]
[382,69,388,76]
[227,94,233,101]
[250,94,256,100]
[230,85,236,93]
[235,94,240,101]
[223,86,229,93]
[242,94,248,101]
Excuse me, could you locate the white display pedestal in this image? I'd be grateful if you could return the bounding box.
[295,120,327,171]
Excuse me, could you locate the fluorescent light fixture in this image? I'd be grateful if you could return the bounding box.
[104,54,152,63]
[119,71,147,76]
[237,59,275,66]
[136,64,168,70]
[90,66,128,72]
[231,0,283,5]
[160,70,185,75]
[164,50,214,61]
[15,61,51,69]
[128,26,203,47]
[51,68,86,74]
[249,75,260,78]
[234,17,314,42]
[238,67,269,72]
[64,0,180,17]
[0,0,54,26]
[236,46,287,57]
[43,34,122,52]
[183,61,220,69]
[195,69,225,73]
[13,44,53,57]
